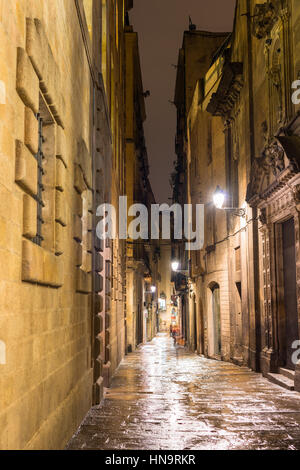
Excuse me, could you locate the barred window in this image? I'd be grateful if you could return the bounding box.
[32,93,55,247]
[33,112,45,246]
[81,190,92,273]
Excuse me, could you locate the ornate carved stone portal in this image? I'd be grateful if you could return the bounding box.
[264,141,285,176]
[252,2,279,39]
[247,130,300,378]
[246,136,300,204]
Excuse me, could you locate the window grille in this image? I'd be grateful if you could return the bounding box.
[33,113,45,246]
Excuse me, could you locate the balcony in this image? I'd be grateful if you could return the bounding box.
[203,56,243,117]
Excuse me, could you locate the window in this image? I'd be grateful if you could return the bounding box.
[158,297,166,311]
[17,18,67,287]
[81,190,92,273]
[33,93,54,246]
[33,112,45,246]
[235,246,241,272]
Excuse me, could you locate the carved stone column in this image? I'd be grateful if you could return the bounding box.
[279,7,293,124]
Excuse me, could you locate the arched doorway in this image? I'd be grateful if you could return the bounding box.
[192,294,197,352]
[198,299,205,355]
[181,295,188,344]
[208,283,221,357]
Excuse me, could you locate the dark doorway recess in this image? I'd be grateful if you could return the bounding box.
[282,218,299,370]
[211,284,221,356]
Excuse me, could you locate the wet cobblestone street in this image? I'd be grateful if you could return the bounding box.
[67,334,300,450]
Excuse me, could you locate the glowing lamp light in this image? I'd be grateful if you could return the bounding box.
[213,186,225,209]
[151,286,156,293]
[171,261,179,272]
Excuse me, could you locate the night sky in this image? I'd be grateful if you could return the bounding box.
[131,0,236,203]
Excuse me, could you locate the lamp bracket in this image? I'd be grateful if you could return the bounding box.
[223,207,246,218]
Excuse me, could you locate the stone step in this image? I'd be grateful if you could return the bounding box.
[266,372,294,391]
[279,367,295,381]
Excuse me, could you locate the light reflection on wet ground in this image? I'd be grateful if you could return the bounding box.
[67,334,300,450]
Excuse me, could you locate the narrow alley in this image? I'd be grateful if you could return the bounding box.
[67,334,300,451]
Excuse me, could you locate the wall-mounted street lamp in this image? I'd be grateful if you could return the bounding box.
[171,261,179,272]
[213,186,246,218]
[171,261,189,276]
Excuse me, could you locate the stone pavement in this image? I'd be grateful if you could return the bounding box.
[67,334,300,450]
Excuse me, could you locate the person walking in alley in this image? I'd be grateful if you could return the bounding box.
[171,325,177,345]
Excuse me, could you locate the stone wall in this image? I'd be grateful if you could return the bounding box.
[186,0,300,381]
[187,95,231,360]
[0,0,99,450]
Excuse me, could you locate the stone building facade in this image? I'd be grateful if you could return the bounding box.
[125,21,159,351]
[173,0,300,391]
[172,27,231,352]
[98,0,127,393]
[0,0,147,450]
[245,0,300,389]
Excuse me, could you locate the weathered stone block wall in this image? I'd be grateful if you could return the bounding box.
[103,0,127,384]
[0,0,94,449]
[188,94,231,359]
